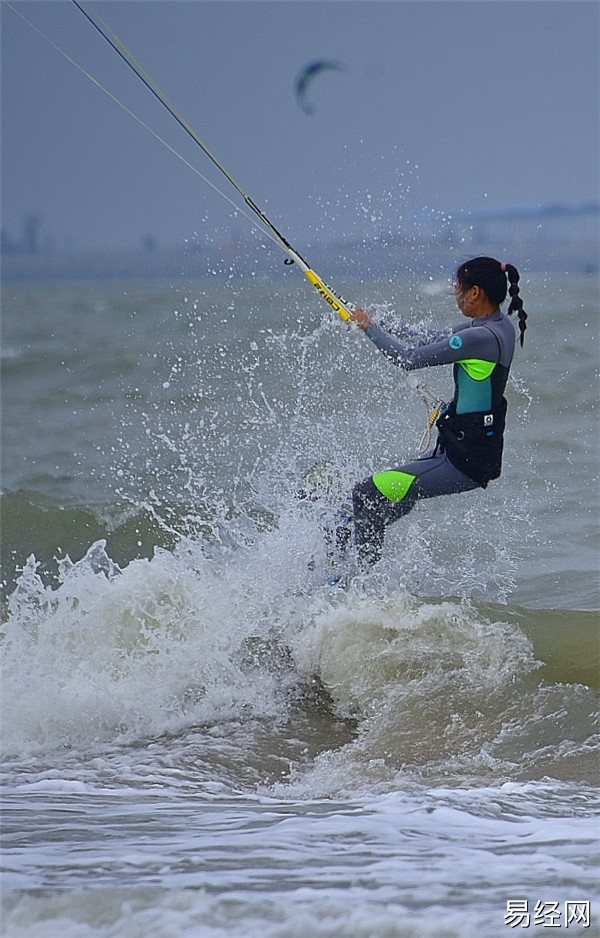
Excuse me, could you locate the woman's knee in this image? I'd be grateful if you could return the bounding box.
[352,477,383,516]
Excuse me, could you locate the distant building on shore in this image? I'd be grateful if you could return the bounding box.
[1,203,598,282]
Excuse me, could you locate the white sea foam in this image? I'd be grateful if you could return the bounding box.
[1,274,598,937]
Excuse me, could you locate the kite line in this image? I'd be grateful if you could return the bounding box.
[6,0,440,434]
[67,0,357,322]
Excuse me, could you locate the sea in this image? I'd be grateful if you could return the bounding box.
[1,259,598,937]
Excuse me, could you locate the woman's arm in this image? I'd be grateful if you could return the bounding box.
[351,309,498,372]
[352,308,449,347]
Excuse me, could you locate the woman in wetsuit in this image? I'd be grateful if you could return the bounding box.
[347,256,528,567]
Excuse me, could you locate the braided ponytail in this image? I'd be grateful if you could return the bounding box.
[503,263,527,347]
[456,257,528,348]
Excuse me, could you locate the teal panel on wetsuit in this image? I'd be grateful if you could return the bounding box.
[456,360,494,414]
[373,470,416,503]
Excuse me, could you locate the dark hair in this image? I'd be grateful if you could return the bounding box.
[456,256,528,347]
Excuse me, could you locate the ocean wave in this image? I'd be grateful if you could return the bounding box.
[2,522,597,792]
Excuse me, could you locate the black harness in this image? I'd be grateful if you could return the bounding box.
[435,394,507,487]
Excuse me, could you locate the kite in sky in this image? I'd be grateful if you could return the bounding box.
[294,60,345,115]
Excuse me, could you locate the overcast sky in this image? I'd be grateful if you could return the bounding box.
[1,0,598,252]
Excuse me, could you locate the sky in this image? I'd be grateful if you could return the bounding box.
[1,0,599,253]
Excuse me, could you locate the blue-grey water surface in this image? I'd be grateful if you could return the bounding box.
[1,269,598,937]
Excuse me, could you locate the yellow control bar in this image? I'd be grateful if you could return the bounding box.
[304,269,354,322]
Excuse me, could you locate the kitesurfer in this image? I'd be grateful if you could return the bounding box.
[338,256,527,568]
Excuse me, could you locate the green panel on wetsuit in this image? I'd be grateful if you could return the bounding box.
[458,359,495,381]
[373,470,417,503]
[456,359,495,414]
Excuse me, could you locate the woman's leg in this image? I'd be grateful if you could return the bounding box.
[352,452,481,567]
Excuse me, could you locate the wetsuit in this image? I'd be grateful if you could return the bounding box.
[352,308,516,566]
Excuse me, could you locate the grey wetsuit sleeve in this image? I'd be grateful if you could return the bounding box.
[363,319,503,371]
[375,315,449,346]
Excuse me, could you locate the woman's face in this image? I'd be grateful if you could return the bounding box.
[454,280,497,319]
[454,280,476,317]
